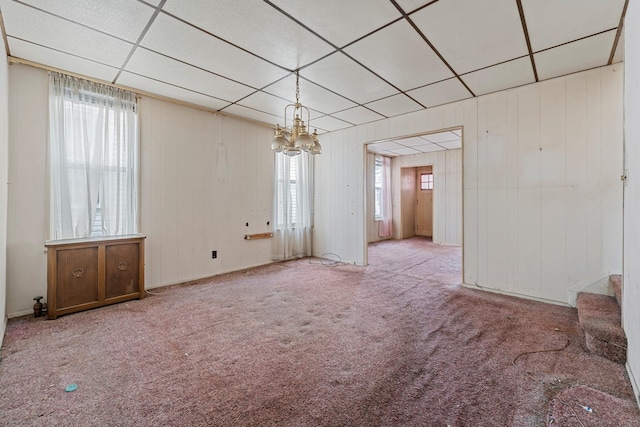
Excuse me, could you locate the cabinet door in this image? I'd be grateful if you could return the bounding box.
[56,247,99,309]
[105,243,140,299]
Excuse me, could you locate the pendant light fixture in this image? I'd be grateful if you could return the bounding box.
[271,71,321,156]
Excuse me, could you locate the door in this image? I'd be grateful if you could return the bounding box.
[415,166,433,237]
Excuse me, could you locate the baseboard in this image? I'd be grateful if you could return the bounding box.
[7,308,33,319]
[461,282,571,308]
[628,362,640,411]
[145,260,277,290]
[0,315,6,347]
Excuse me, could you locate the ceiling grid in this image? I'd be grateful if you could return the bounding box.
[0,0,627,136]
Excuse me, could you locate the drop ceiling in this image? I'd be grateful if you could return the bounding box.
[368,129,461,157]
[0,0,627,134]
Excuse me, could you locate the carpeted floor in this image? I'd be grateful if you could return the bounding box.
[1,237,638,426]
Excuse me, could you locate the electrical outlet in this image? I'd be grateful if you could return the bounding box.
[212,250,217,259]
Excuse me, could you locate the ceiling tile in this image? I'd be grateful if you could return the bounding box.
[236,91,291,118]
[141,13,289,89]
[522,0,626,52]
[395,1,434,14]
[118,72,231,111]
[365,94,423,117]
[309,115,352,132]
[612,30,624,64]
[124,48,255,102]
[142,0,162,6]
[534,31,616,81]
[301,52,398,104]
[411,0,528,74]
[268,0,400,48]
[412,143,444,153]
[369,141,405,151]
[17,0,155,43]
[392,147,422,156]
[1,1,132,67]
[422,131,459,143]
[222,104,284,126]
[332,107,384,125]
[162,0,335,70]
[345,19,453,90]
[396,136,431,147]
[381,151,400,157]
[263,75,357,114]
[7,37,120,82]
[406,78,472,108]
[461,57,535,96]
[437,140,462,150]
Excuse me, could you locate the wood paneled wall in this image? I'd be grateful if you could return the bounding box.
[314,64,623,305]
[5,66,276,315]
[393,149,462,245]
[0,36,9,341]
[139,97,274,288]
[623,2,640,407]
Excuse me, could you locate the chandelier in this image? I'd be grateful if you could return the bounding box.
[271,71,321,156]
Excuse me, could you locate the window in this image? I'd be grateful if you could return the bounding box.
[272,152,314,260]
[374,155,383,220]
[49,72,138,240]
[421,172,434,190]
[275,154,298,226]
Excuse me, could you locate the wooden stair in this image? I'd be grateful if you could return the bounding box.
[576,275,627,364]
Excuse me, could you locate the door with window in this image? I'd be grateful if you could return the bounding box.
[416,166,433,237]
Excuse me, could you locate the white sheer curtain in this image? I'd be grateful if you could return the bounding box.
[378,155,392,237]
[272,152,313,260]
[49,72,138,240]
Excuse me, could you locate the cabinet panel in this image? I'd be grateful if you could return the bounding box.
[56,247,99,308]
[105,243,139,299]
[46,235,145,319]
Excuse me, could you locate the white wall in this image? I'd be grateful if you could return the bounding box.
[140,97,274,288]
[0,38,10,342]
[624,0,640,406]
[6,64,48,318]
[314,65,623,305]
[5,64,275,316]
[392,149,462,245]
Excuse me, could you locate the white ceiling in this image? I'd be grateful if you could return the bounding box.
[368,129,461,157]
[0,0,627,134]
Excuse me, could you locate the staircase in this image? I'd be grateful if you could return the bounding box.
[576,274,627,364]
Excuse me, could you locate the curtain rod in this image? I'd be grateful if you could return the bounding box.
[7,56,274,130]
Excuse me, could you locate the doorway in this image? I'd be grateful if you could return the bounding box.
[365,127,463,250]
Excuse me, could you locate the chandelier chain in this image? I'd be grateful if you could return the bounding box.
[295,71,300,104]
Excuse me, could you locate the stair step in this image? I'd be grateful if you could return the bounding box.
[610,274,622,307]
[576,292,627,364]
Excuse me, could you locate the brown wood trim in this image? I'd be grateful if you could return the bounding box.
[608,0,629,65]
[46,247,57,319]
[138,238,145,299]
[97,244,106,302]
[515,0,539,82]
[244,232,274,240]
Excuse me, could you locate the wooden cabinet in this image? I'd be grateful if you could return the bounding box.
[46,235,145,319]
